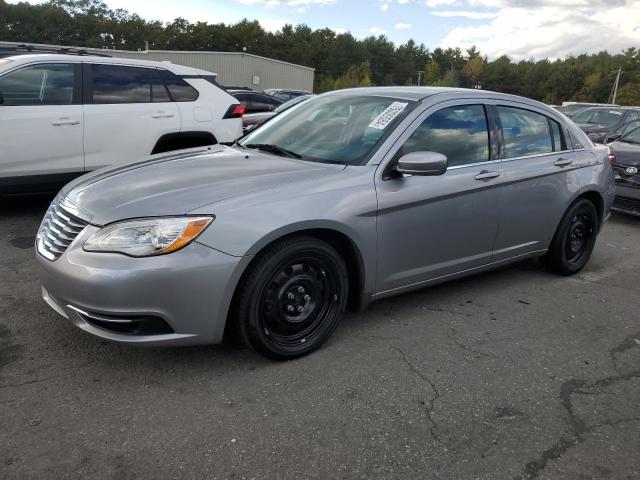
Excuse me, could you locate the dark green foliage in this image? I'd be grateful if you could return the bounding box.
[0,0,638,103]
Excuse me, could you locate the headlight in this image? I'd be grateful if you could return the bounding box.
[84,216,213,257]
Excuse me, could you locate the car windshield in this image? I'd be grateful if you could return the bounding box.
[560,104,591,116]
[619,126,640,144]
[239,94,415,165]
[572,108,625,125]
[274,95,312,113]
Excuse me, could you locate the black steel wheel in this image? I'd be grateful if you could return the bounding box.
[541,198,599,275]
[234,236,348,359]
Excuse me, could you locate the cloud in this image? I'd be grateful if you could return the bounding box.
[425,0,459,6]
[431,10,497,18]
[235,0,336,6]
[381,3,389,10]
[436,0,640,59]
[369,26,388,35]
[395,22,412,29]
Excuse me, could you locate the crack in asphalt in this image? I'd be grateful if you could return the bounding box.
[391,346,445,446]
[521,331,640,480]
[446,326,496,360]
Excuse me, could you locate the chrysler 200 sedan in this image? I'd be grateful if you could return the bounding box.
[37,87,615,359]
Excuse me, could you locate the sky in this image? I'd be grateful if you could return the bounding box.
[10,0,640,60]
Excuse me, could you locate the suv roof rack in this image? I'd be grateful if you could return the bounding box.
[12,44,112,58]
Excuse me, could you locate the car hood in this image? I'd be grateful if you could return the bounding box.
[62,146,344,225]
[610,140,640,167]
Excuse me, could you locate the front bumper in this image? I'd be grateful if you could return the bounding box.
[612,183,640,216]
[37,225,249,346]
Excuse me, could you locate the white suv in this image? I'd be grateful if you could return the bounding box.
[0,53,244,192]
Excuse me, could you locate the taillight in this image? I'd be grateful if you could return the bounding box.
[608,152,617,164]
[223,104,245,119]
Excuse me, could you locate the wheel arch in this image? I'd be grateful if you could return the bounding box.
[225,226,368,342]
[577,189,605,229]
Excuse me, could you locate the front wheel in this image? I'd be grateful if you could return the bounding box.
[234,236,348,360]
[541,198,599,275]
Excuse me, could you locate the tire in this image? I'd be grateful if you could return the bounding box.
[541,198,599,275]
[234,236,349,360]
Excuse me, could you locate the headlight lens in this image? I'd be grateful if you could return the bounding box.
[84,216,213,257]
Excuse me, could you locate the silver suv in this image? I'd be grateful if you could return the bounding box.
[36,87,615,359]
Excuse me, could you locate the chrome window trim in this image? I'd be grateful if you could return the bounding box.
[500,149,573,163]
[447,158,502,170]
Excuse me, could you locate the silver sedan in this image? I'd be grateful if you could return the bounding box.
[36,87,615,359]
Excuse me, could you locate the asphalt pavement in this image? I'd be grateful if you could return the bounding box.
[1,193,639,480]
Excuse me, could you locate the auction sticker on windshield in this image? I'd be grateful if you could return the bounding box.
[369,102,408,130]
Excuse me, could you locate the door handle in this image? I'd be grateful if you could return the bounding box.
[475,170,501,181]
[51,119,80,126]
[152,113,175,119]
[554,158,573,167]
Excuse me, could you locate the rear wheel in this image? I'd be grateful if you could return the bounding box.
[541,198,599,275]
[234,236,348,360]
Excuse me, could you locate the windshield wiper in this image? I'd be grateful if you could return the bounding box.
[244,143,302,159]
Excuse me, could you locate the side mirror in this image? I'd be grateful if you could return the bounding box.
[396,151,448,176]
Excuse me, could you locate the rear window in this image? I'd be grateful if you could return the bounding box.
[158,70,198,102]
[91,64,151,104]
[498,106,553,158]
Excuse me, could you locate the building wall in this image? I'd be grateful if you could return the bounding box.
[110,50,315,92]
[0,42,315,92]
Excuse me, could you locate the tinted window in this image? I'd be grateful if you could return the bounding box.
[0,63,74,106]
[250,94,282,113]
[92,65,151,104]
[401,104,490,167]
[498,106,552,158]
[550,119,564,151]
[159,70,198,102]
[151,70,171,103]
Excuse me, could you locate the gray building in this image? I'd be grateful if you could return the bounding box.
[0,41,315,92]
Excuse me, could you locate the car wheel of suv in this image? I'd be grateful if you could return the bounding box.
[541,198,599,275]
[234,236,348,360]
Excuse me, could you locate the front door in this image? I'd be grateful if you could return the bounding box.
[375,101,503,294]
[0,62,83,179]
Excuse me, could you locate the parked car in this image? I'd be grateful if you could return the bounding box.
[571,106,640,144]
[228,90,283,114]
[608,126,640,216]
[0,53,244,193]
[37,87,614,359]
[263,88,311,101]
[605,119,640,144]
[555,102,617,118]
[242,94,315,133]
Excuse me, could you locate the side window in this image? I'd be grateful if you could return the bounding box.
[0,63,74,106]
[92,65,151,104]
[401,104,490,167]
[498,106,553,158]
[251,94,281,112]
[158,70,198,102]
[550,119,565,151]
[151,70,171,103]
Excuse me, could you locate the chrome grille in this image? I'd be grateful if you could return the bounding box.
[37,201,89,261]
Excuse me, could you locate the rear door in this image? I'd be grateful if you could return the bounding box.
[83,63,180,171]
[375,100,503,293]
[490,103,578,261]
[0,62,83,179]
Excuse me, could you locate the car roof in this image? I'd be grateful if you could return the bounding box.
[2,53,213,76]
[324,86,553,105]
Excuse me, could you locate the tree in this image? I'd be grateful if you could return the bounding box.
[424,58,441,85]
